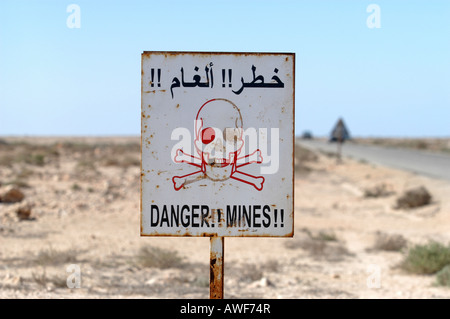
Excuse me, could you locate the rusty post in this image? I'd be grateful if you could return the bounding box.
[210,236,224,299]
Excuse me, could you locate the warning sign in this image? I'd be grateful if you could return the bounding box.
[141,52,294,237]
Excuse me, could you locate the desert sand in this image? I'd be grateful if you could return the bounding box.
[1,136,449,298]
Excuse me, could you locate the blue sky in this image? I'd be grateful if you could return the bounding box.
[0,0,449,137]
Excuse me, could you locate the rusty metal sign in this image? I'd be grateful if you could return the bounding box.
[141,51,294,238]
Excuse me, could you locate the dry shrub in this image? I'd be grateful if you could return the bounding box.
[300,228,338,242]
[364,183,395,198]
[372,232,407,252]
[436,265,450,287]
[3,179,30,188]
[395,186,432,209]
[400,241,450,274]
[136,246,184,269]
[102,155,140,168]
[314,230,338,242]
[0,142,60,167]
[75,159,97,172]
[230,260,280,285]
[239,264,264,282]
[294,144,318,174]
[191,275,209,288]
[285,229,351,262]
[31,269,68,288]
[34,247,79,266]
[261,259,280,273]
[74,159,100,180]
[298,239,351,261]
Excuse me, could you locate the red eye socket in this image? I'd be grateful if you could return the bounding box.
[201,127,215,144]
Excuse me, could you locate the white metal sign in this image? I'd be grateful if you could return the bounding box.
[141,51,294,237]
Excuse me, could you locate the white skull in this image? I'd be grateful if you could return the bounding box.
[194,98,244,181]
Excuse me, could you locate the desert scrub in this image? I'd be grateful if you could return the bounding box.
[436,265,450,287]
[363,183,395,198]
[71,183,82,191]
[373,232,407,252]
[136,246,184,269]
[101,155,140,168]
[32,269,68,288]
[24,153,46,166]
[314,230,338,242]
[294,144,318,173]
[285,229,351,262]
[76,159,97,172]
[34,247,79,266]
[395,186,432,209]
[400,241,450,274]
[0,153,46,167]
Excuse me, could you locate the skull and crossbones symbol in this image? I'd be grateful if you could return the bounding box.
[172,98,265,191]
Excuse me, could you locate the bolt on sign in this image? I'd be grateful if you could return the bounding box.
[141,52,294,238]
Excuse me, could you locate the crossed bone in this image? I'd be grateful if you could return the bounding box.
[172,149,265,191]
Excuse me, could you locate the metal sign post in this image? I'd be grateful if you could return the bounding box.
[210,236,224,299]
[331,118,350,163]
[141,51,295,299]
[337,137,343,163]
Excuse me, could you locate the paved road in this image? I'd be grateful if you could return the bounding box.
[297,139,450,182]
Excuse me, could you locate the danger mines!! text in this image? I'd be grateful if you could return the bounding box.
[150,204,285,228]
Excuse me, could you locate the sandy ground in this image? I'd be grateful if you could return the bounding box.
[1,137,450,299]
